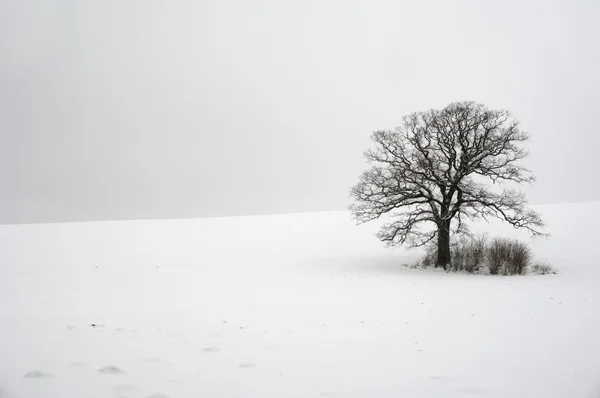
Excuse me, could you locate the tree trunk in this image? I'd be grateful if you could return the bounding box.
[436,220,451,269]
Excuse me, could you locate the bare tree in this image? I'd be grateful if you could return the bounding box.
[349,101,545,268]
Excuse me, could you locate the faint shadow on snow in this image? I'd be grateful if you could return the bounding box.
[98,365,125,374]
[23,371,53,379]
[323,254,422,276]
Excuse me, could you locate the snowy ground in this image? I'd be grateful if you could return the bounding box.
[1,202,599,398]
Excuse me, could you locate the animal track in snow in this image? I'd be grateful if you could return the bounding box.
[24,371,53,379]
[98,365,125,374]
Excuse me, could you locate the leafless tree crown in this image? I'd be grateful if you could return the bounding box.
[350,101,545,248]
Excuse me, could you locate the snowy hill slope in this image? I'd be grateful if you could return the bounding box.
[1,202,599,398]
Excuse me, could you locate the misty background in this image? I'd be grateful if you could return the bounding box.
[1,0,599,224]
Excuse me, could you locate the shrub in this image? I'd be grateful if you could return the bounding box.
[418,235,543,275]
[507,240,532,275]
[421,245,437,267]
[487,238,508,274]
[530,262,557,275]
[486,238,532,275]
[449,234,487,273]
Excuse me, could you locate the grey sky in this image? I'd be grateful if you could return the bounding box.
[1,0,599,223]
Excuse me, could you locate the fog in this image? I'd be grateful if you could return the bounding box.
[2,0,599,223]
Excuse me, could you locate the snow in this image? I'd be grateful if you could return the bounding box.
[1,202,599,398]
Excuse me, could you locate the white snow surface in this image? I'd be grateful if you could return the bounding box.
[1,202,599,398]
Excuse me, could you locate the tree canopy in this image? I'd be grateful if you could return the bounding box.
[350,101,545,267]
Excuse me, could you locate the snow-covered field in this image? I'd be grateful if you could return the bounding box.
[1,202,599,398]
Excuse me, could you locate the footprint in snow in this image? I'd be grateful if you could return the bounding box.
[98,365,125,374]
[24,371,53,379]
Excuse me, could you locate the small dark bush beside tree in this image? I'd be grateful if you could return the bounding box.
[418,235,544,275]
[450,234,488,273]
[487,238,531,275]
[531,262,557,275]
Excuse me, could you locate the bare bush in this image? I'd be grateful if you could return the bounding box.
[487,238,508,275]
[530,262,556,275]
[421,245,437,267]
[449,234,488,273]
[487,238,531,275]
[419,234,542,275]
[507,240,532,275]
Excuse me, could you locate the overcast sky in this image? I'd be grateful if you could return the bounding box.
[1,0,599,223]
